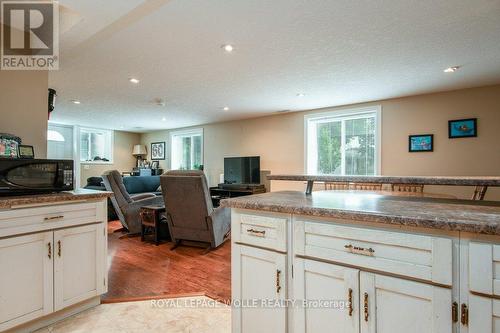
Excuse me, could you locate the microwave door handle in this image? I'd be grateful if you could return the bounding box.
[54,162,63,189]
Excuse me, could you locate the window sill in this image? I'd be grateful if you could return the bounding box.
[80,161,114,165]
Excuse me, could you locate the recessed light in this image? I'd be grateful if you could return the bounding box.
[221,44,234,53]
[444,66,460,73]
[162,117,166,121]
[296,93,305,97]
[129,78,140,84]
[223,106,230,111]
[71,100,81,104]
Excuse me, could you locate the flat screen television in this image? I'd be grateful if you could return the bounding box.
[224,156,260,184]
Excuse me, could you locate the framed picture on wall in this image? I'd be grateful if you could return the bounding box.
[151,142,165,160]
[448,118,477,138]
[409,134,433,152]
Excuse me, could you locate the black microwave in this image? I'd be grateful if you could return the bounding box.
[0,159,74,196]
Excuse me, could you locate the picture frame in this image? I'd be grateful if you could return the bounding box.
[151,160,159,169]
[409,134,433,152]
[18,145,35,159]
[448,118,477,138]
[0,133,21,158]
[151,142,165,160]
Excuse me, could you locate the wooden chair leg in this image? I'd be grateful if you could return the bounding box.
[170,240,181,251]
[154,226,159,246]
[202,244,212,255]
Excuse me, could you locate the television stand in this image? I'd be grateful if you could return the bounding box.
[210,184,266,207]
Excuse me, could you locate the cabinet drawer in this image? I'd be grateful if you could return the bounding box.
[469,242,500,296]
[294,219,452,285]
[231,210,289,252]
[0,202,102,237]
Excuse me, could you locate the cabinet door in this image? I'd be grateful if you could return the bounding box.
[54,224,105,310]
[0,232,53,331]
[293,258,359,333]
[469,294,500,332]
[360,272,452,333]
[232,243,287,333]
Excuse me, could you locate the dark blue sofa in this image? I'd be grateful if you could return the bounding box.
[122,176,161,196]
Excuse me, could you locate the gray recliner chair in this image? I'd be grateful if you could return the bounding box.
[102,170,164,234]
[160,170,231,249]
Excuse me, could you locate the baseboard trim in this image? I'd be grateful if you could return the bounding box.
[4,296,100,333]
[101,292,206,304]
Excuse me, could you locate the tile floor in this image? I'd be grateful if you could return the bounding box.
[35,297,231,333]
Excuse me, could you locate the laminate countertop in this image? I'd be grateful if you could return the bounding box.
[0,189,112,209]
[220,191,500,235]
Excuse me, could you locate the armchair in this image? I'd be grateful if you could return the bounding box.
[160,170,231,249]
[102,170,163,234]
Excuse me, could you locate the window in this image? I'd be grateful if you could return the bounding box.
[170,128,203,170]
[47,123,74,160]
[305,107,380,175]
[79,127,113,163]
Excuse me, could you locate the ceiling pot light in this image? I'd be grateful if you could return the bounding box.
[444,66,460,73]
[162,117,166,121]
[154,98,166,107]
[296,93,305,97]
[221,44,234,53]
[71,99,81,104]
[129,78,140,84]
[223,106,230,111]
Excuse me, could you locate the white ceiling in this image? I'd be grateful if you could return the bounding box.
[49,0,500,132]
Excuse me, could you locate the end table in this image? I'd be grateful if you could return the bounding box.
[139,205,170,245]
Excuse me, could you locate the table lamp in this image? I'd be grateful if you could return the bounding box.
[132,144,147,167]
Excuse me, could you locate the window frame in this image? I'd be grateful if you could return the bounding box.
[78,127,114,165]
[304,106,382,176]
[169,127,204,170]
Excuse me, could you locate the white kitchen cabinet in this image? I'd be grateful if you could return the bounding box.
[293,258,451,333]
[0,198,108,332]
[232,243,287,333]
[459,239,500,333]
[54,223,106,311]
[0,232,54,331]
[293,258,359,333]
[230,209,500,333]
[360,272,452,333]
[468,294,500,332]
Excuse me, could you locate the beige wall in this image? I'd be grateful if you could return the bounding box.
[80,130,140,184]
[0,70,49,158]
[141,85,500,200]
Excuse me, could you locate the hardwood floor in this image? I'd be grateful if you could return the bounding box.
[103,221,231,303]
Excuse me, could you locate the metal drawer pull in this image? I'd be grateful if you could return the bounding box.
[452,302,458,323]
[276,269,282,293]
[345,244,375,256]
[348,288,353,316]
[247,228,266,237]
[364,293,369,322]
[47,242,52,259]
[461,303,468,326]
[58,240,62,257]
[44,215,64,221]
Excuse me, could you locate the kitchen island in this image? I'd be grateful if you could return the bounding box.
[222,191,500,333]
[0,189,111,332]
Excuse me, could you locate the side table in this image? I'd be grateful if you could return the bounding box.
[139,205,170,245]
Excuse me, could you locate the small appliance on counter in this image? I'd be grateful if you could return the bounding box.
[0,159,74,196]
